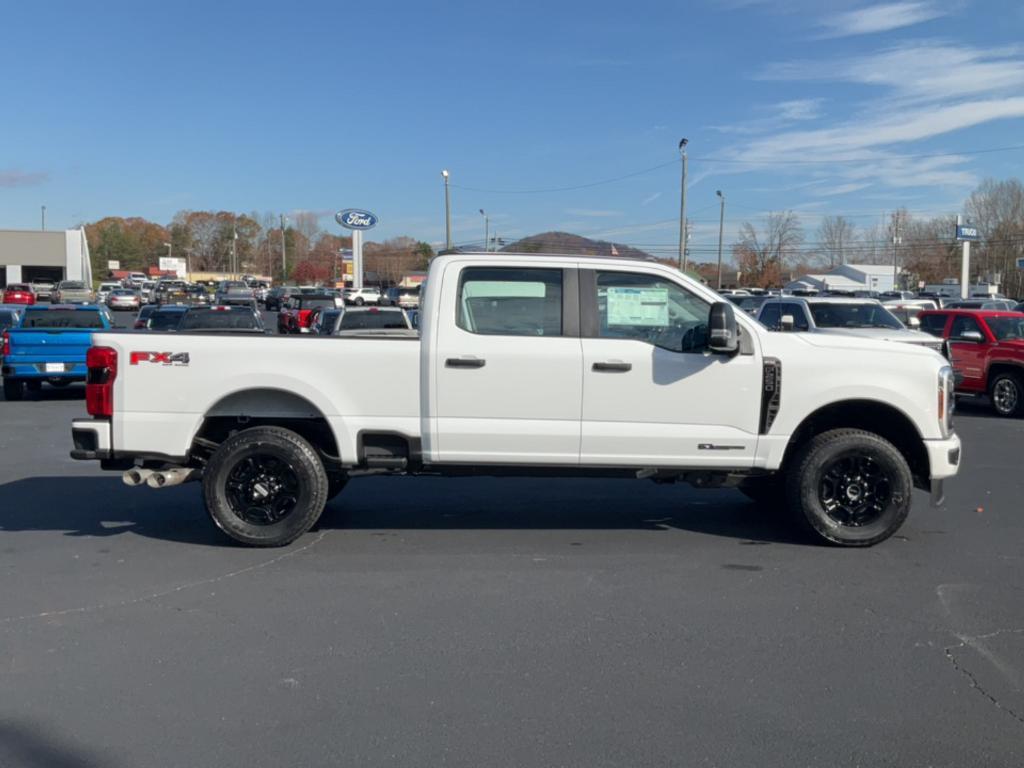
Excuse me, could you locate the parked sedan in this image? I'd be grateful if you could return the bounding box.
[107,289,142,311]
[3,284,36,305]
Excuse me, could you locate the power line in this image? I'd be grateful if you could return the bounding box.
[445,143,1024,196]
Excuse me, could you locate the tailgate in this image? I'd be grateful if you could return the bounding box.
[6,329,95,361]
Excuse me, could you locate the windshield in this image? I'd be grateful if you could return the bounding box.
[0,310,19,329]
[985,316,1024,341]
[22,309,104,328]
[808,302,903,329]
[339,310,409,330]
[179,309,262,331]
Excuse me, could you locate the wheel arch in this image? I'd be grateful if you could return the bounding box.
[192,387,341,462]
[782,399,930,488]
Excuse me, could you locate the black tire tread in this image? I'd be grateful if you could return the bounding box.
[203,426,328,547]
[785,428,912,547]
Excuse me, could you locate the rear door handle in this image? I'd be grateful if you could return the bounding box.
[446,357,486,368]
[592,361,632,372]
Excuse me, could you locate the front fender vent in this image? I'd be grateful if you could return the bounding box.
[760,358,782,434]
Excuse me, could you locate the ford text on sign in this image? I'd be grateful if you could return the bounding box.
[335,209,379,230]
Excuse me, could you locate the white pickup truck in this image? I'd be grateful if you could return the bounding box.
[70,253,961,548]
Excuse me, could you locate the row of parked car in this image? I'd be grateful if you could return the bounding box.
[733,291,1024,418]
[3,280,95,305]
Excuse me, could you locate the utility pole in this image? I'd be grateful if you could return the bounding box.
[479,209,489,252]
[442,170,452,252]
[891,211,902,291]
[280,214,287,281]
[41,205,46,231]
[231,218,238,278]
[716,190,726,290]
[678,138,688,272]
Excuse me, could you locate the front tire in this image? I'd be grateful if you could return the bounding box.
[786,429,912,547]
[203,426,328,547]
[989,372,1023,418]
[3,379,24,401]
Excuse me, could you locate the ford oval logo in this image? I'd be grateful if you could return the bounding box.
[335,209,379,230]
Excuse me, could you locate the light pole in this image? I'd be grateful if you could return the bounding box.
[442,170,452,253]
[479,209,489,252]
[716,190,726,290]
[678,138,688,273]
[41,205,46,231]
[891,212,902,291]
[184,247,194,279]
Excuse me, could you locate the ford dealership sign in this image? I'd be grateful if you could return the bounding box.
[335,209,378,230]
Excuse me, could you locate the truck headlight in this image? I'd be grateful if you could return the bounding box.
[939,365,955,437]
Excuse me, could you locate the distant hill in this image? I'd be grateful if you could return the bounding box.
[499,231,656,261]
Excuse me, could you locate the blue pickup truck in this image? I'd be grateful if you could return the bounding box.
[2,305,113,400]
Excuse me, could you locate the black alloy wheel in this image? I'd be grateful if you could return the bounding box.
[817,452,892,528]
[203,426,328,547]
[786,428,912,547]
[225,453,300,526]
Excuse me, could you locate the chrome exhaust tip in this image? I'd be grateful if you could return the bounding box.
[122,468,153,487]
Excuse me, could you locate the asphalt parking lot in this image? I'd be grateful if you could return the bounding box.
[1,317,1023,767]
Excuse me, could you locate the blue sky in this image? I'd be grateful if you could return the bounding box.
[2,0,1023,258]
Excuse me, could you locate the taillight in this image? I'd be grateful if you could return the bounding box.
[86,346,117,418]
[2,331,9,357]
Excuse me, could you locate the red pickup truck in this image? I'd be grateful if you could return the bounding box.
[918,309,1024,417]
[276,294,339,334]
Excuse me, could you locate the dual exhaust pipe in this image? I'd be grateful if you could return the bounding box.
[122,467,198,489]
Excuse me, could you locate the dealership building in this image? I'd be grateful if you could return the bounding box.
[0,228,93,287]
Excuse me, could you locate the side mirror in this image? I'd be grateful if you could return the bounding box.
[780,314,795,332]
[708,301,738,354]
[908,316,921,329]
[957,330,984,343]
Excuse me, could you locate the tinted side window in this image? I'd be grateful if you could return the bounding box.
[950,316,982,340]
[781,303,810,331]
[457,267,562,337]
[594,271,709,352]
[759,303,782,329]
[920,314,948,337]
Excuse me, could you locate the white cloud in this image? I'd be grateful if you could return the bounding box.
[820,2,945,37]
[760,43,1024,104]
[641,192,662,206]
[712,98,824,135]
[811,182,873,197]
[0,169,48,188]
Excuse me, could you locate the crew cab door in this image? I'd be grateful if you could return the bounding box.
[432,264,582,464]
[579,269,762,467]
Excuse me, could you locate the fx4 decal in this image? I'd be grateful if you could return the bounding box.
[130,351,190,366]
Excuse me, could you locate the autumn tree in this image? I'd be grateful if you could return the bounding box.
[85,217,169,276]
[731,211,804,288]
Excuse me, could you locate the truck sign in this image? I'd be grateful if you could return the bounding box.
[335,209,379,230]
[955,225,981,241]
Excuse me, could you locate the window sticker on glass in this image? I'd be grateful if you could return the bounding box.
[607,287,669,327]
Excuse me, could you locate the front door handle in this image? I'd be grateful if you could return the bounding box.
[592,361,632,372]
[446,357,486,368]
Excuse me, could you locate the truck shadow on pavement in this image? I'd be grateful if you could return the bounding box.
[0,720,110,768]
[0,475,806,547]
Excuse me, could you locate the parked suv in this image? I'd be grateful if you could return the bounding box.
[343,286,381,306]
[917,309,1024,417]
[757,297,945,354]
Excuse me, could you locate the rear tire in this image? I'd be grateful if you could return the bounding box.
[786,429,912,547]
[3,379,24,401]
[203,426,328,547]
[989,372,1023,418]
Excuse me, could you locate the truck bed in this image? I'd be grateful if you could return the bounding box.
[91,331,422,462]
